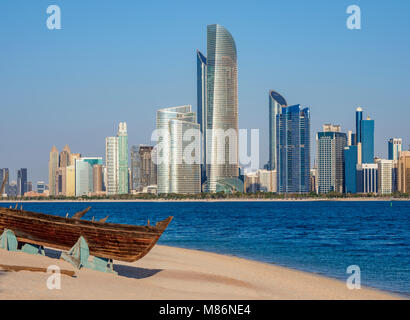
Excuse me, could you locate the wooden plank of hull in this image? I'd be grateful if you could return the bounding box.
[0,208,172,262]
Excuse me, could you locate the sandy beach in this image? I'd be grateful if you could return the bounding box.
[0,245,402,300]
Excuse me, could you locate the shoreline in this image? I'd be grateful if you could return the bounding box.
[0,245,403,300]
[1,197,409,203]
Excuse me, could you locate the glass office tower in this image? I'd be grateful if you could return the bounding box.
[361,117,375,163]
[355,107,363,145]
[276,105,310,193]
[388,138,402,161]
[206,24,239,192]
[197,50,207,184]
[344,145,358,193]
[118,122,129,194]
[268,90,287,171]
[156,105,201,194]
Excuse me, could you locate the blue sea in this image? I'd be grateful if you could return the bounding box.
[1,201,409,296]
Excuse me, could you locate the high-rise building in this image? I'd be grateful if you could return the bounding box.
[105,123,128,195]
[277,105,310,193]
[388,138,402,161]
[48,146,59,196]
[316,126,347,194]
[156,105,201,194]
[17,168,27,196]
[197,50,207,183]
[75,159,92,197]
[55,167,66,196]
[130,145,141,191]
[59,144,71,168]
[268,90,287,171]
[36,181,46,194]
[66,165,76,197]
[118,122,129,194]
[206,24,239,192]
[344,145,358,193]
[398,151,410,193]
[356,163,378,193]
[140,145,157,188]
[355,107,363,145]
[105,136,119,195]
[376,159,394,195]
[0,168,9,195]
[93,164,103,193]
[361,117,375,164]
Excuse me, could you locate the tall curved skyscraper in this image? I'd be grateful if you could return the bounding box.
[268,90,287,171]
[206,24,239,192]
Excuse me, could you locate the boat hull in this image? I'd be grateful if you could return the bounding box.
[0,207,172,262]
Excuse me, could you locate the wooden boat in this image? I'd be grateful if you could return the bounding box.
[0,206,172,262]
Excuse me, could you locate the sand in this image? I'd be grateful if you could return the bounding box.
[0,245,402,300]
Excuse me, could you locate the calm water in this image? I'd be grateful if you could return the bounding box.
[1,201,409,296]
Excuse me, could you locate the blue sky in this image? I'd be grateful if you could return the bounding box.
[1,0,409,183]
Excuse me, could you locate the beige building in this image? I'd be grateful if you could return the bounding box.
[59,145,71,168]
[398,151,410,193]
[55,167,67,196]
[66,165,76,197]
[244,170,277,193]
[48,146,59,196]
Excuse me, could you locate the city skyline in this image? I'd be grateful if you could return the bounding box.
[1,1,410,183]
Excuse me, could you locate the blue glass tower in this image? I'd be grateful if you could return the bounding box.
[355,107,363,145]
[361,117,374,163]
[276,104,310,193]
[196,50,207,184]
[344,145,358,193]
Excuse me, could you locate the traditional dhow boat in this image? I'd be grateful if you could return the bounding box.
[0,205,172,263]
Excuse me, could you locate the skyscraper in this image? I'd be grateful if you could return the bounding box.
[344,145,358,193]
[130,145,141,191]
[197,50,207,183]
[206,24,239,192]
[0,168,9,195]
[66,165,76,197]
[156,105,201,194]
[316,125,347,194]
[48,146,59,196]
[268,90,287,171]
[118,122,129,194]
[361,116,375,163]
[277,105,310,193]
[105,136,119,195]
[388,138,402,161]
[93,164,103,193]
[75,157,103,196]
[376,159,394,195]
[398,151,410,193]
[355,107,363,145]
[17,168,27,196]
[59,144,71,168]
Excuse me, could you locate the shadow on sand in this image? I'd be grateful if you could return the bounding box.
[44,247,162,280]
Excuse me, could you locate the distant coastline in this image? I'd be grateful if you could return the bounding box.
[1,197,409,203]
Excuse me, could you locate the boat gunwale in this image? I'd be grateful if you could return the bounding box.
[0,207,172,234]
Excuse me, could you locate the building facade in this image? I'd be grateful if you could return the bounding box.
[156,105,201,194]
[361,117,375,164]
[388,138,402,161]
[316,128,347,194]
[17,168,27,196]
[0,168,9,195]
[376,159,394,195]
[206,24,239,192]
[277,105,310,193]
[118,122,129,194]
[356,163,378,194]
[398,151,410,193]
[268,90,287,171]
[197,50,207,183]
[105,136,119,195]
[48,146,59,196]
